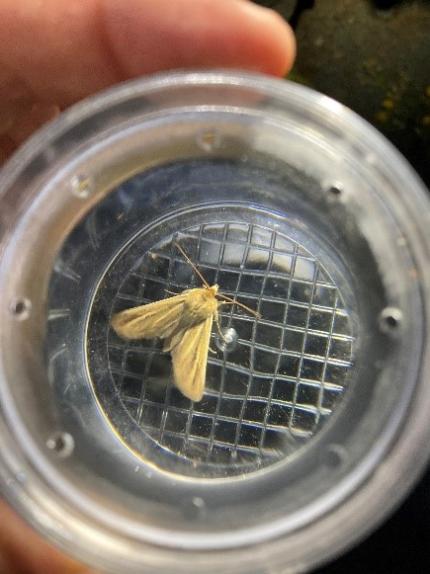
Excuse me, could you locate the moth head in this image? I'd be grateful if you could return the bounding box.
[207,284,219,296]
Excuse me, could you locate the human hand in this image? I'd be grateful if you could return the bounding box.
[0,0,295,164]
[0,0,295,571]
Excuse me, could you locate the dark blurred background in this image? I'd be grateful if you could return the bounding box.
[256,1,430,571]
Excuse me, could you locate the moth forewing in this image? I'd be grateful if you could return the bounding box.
[170,314,214,402]
[111,291,188,340]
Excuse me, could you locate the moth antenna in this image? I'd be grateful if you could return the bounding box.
[174,241,210,288]
[217,293,261,319]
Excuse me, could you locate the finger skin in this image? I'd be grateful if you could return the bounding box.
[0,0,295,159]
[0,501,95,573]
[102,0,296,81]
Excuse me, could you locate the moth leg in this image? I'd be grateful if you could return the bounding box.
[208,345,217,354]
[164,289,179,296]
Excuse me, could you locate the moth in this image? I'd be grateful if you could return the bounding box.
[111,243,259,402]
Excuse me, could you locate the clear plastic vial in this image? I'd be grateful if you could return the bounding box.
[0,71,429,573]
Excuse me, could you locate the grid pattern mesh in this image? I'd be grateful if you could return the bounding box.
[107,222,354,474]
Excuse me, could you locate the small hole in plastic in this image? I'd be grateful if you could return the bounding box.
[10,298,32,320]
[324,444,346,469]
[71,174,93,199]
[379,307,402,333]
[327,184,343,197]
[46,432,74,458]
[192,496,205,509]
[182,496,206,520]
[196,129,220,152]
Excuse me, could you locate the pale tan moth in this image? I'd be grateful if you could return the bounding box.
[111,243,259,402]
